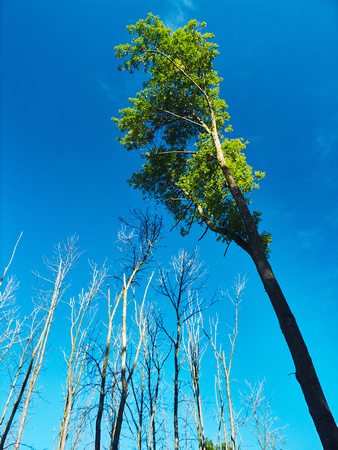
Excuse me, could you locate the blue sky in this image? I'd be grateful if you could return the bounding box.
[1,0,338,448]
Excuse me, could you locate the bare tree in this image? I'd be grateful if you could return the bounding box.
[0,230,289,449]
[145,308,170,450]
[87,210,163,450]
[0,233,24,366]
[0,275,21,364]
[109,267,153,449]
[126,305,170,450]
[56,262,108,450]
[0,308,43,450]
[205,277,246,450]
[240,380,287,450]
[156,249,215,450]
[127,336,148,449]
[182,312,207,450]
[0,235,52,448]
[12,236,80,450]
[94,283,121,450]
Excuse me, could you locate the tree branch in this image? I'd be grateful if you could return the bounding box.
[0,232,23,287]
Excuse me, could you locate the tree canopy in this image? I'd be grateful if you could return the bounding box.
[114,13,270,252]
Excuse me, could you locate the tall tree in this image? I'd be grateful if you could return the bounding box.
[156,249,213,450]
[113,14,338,449]
[109,210,163,450]
[205,277,246,450]
[182,311,207,450]
[0,237,80,450]
[57,262,107,450]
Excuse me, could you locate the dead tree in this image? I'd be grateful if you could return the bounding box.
[126,305,170,450]
[89,210,163,450]
[205,277,246,450]
[239,380,287,450]
[156,249,215,450]
[182,312,207,450]
[0,236,80,450]
[14,237,80,450]
[56,262,108,450]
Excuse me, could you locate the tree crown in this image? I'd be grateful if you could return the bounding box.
[114,14,271,252]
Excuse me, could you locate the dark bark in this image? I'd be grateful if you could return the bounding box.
[249,239,338,450]
[150,367,160,450]
[174,331,180,450]
[211,127,338,449]
[0,357,33,450]
[146,330,163,450]
[110,380,128,450]
[95,351,108,450]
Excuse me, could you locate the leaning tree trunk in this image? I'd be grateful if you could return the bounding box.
[0,358,34,450]
[210,120,338,449]
[249,238,338,450]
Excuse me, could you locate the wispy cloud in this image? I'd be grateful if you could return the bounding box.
[182,0,194,8]
[164,0,195,30]
[98,79,114,101]
[298,227,324,249]
[322,208,338,229]
[313,78,338,159]
[315,124,338,158]
[311,114,338,188]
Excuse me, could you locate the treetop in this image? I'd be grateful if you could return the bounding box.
[113,14,271,253]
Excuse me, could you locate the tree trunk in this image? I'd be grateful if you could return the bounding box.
[210,124,338,449]
[95,292,116,450]
[250,245,338,449]
[0,358,33,450]
[148,366,160,450]
[110,381,128,450]
[174,327,181,450]
[110,282,128,450]
[95,345,109,450]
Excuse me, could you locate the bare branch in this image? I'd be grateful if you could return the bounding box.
[0,232,23,287]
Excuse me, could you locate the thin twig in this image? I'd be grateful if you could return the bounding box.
[0,232,23,287]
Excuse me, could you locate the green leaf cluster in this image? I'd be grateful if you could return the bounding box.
[114,14,227,149]
[204,438,234,450]
[114,14,271,253]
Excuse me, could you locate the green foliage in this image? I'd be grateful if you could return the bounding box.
[204,438,234,450]
[114,14,227,149]
[114,13,271,252]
